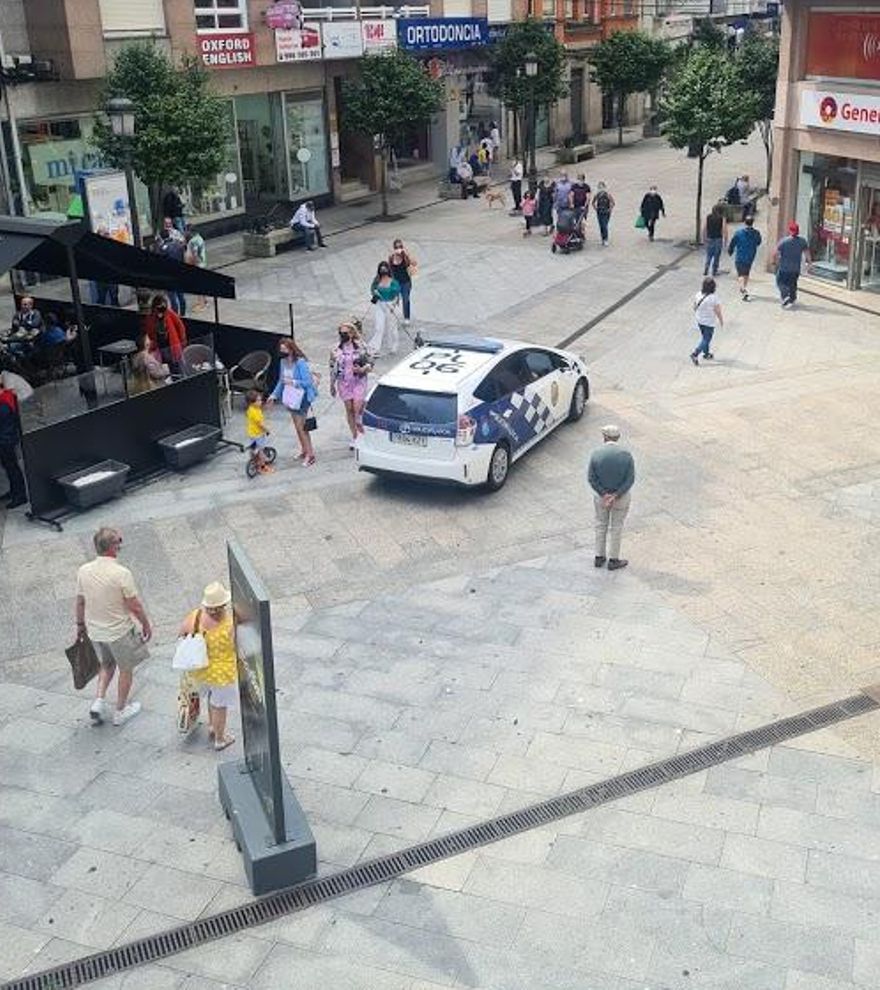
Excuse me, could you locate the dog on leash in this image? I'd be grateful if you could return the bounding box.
[485,189,506,209]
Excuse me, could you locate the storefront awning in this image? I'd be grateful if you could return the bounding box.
[0,215,236,299]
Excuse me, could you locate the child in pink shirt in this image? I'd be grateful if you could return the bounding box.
[522,191,536,237]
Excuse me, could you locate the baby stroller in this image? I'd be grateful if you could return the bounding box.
[551,208,584,254]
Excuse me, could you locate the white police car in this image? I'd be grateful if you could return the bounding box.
[356,336,589,491]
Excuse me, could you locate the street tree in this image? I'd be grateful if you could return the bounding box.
[661,47,759,243]
[341,49,444,218]
[736,34,780,190]
[94,44,229,228]
[691,18,727,51]
[488,19,567,168]
[590,31,672,147]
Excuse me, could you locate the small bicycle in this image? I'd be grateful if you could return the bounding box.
[245,441,277,479]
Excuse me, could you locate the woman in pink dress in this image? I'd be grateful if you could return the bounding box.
[330,320,373,449]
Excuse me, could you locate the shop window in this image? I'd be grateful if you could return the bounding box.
[541,0,556,17]
[443,0,472,15]
[99,0,166,34]
[194,0,248,32]
[487,0,512,22]
[183,100,244,222]
[797,152,857,285]
[284,95,329,200]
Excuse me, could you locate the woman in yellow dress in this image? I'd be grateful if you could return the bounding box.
[179,581,238,750]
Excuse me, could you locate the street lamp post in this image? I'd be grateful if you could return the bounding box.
[106,97,141,248]
[524,52,538,192]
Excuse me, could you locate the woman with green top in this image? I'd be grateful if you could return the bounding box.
[368,261,401,357]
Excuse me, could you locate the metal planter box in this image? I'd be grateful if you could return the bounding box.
[158,424,222,471]
[57,460,130,510]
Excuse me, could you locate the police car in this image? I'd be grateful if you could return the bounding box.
[356,336,589,491]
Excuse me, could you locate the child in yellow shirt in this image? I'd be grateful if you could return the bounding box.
[245,389,272,473]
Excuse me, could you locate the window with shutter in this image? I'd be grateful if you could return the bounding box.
[194,0,249,31]
[487,0,512,22]
[443,0,473,16]
[99,0,166,34]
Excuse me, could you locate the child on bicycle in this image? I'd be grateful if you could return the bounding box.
[245,389,272,473]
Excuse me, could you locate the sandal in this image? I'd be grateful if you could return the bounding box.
[214,733,235,751]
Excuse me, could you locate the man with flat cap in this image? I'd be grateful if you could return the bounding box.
[587,424,635,571]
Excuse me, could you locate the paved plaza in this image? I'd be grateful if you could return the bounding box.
[3,134,880,989]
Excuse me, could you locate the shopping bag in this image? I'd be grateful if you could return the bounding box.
[634,215,647,229]
[172,633,208,671]
[177,673,201,734]
[65,630,100,690]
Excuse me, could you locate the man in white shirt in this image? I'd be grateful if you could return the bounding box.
[75,527,152,725]
[510,158,524,211]
[290,200,326,251]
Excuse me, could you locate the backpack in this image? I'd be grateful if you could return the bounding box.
[594,190,610,213]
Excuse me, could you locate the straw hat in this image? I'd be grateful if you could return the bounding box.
[201,581,231,609]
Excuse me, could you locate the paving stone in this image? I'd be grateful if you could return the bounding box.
[0,872,63,928]
[768,748,872,791]
[375,879,525,948]
[770,880,880,939]
[248,942,412,990]
[0,826,77,882]
[89,966,186,989]
[652,791,761,835]
[853,938,880,987]
[0,921,50,981]
[485,753,568,795]
[34,887,140,949]
[806,849,880,899]
[354,759,436,803]
[49,847,151,901]
[579,807,725,865]
[354,794,441,842]
[705,765,818,813]
[418,740,498,781]
[163,933,273,985]
[0,717,78,754]
[683,863,773,915]
[353,730,430,767]
[123,864,222,921]
[726,913,854,981]
[720,833,807,883]
[757,806,880,862]
[785,973,864,990]
[463,856,609,918]
[285,746,370,788]
[423,773,507,819]
[547,834,689,896]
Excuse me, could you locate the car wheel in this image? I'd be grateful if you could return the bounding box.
[485,443,510,492]
[567,378,588,422]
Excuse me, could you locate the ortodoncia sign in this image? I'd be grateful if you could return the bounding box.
[398,18,489,52]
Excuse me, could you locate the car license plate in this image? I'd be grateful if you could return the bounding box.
[389,432,427,447]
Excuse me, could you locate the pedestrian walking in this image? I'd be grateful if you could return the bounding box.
[266,339,318,466]
[522,190,536,236]
[0,381,26,509]
[184,224,207,312]
[727,215,762,300]
[772,221,811,308]
[703,204,727,277]
[639,186,665,241]
[587,425,635,571]
[75,527,152,725]
[490,121,501,162]
[510,158,524,211]
[537,179,555,235]
[368,262,402,356]
[179,582,238,751]
[571,174,591,228]
[290,200,326,250]
[689,276,724,366]
[330,321,373,449]
[389,239,417,323]
[162,186,186,233]
[593,181,615,246]
[554,172,573,215]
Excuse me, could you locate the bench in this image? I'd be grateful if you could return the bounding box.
[242,226,304,259]
[718,189,764,224]
[557,143,595,165]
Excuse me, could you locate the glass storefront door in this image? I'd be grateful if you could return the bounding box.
[797,152,858,285]
[855,184,880,293]
[283,93,329,200]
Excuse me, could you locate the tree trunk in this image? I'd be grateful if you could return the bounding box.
[761,121,773,191]
[617,92,624,147]
[149,183,162,239]
[380,147,389,218]
[695,151,706,245]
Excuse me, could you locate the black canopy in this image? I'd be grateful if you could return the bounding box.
[0,215,236,299]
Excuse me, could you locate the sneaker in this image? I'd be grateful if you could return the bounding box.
[348,440,357,451]
[594,556,606,568]
[89,698,107,724]
[742,292,750,302]
[781,298,792,308]
[303,456,316,468]
[705,352,714,360]
[690,354,699,366]
[112,702,141,726]
[607,559,629,571]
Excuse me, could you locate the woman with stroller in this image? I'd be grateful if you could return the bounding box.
[368,262,402,357]
[537,179,555,236]
[330,320,373,450]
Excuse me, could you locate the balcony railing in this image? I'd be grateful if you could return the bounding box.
[300,5,430,19]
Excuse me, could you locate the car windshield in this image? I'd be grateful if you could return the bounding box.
[366,386,457,424]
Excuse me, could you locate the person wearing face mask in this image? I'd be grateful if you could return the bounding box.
[143,294,187,369]
[266,339,318,466]
[388,239,417,323]
[368,261,402,357]
[330,321,373,449]
[639,185,666,242]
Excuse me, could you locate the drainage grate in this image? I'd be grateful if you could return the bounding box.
[6,691,877,990]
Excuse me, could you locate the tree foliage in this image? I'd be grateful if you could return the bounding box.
[487,19,568,113]
[736,34,779,188]
[93,44,229,223]
[591,31,672,145]
[341,49,444,216]
[662,47,759,241]
[691,18,727,51]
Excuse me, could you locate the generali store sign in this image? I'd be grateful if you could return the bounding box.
[801,90,880,137]
[805,12,880,81]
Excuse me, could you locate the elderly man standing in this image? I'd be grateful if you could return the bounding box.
[75,527,152,725]
[587,424,635,571]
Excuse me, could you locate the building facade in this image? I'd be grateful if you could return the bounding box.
[770,0,880,295]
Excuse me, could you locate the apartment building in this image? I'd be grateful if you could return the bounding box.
[769,0,880,296]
